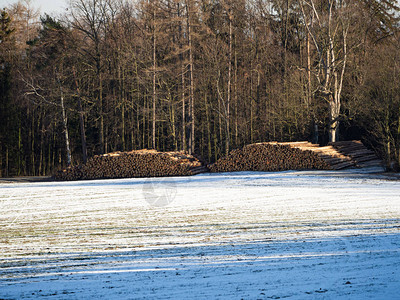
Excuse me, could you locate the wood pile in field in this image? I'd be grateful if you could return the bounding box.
[209,143,331,173]
[209,140,382,173]
[329,140,384,168]
[55,141,382,180]
[54,150,208,181]
[272,140,383,170]
[283,141,357,170]
[285,140,383,169]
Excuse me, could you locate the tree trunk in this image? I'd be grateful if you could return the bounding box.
[120,65,126,152]
[60,86,72,167]
[5,147,8,177]
[205,93,212,162]
[250,75,254,144]
[152,7,157,150]
[48,139,51,175]
[169,91,178,151]
[306,30,312,107]
[73,68,88,164]
[178,2,186,152]
[182,65,186,151]
[329,22,348,144]
[328,94,340,143]
[78,97,88,164]
[31,108,35,175]
[234,38,238,148]
[186,0,195,154]
[122,101,126,151]
[18,124,22,175]
[226,6,232,156]
[99,71,104,154]
[39,114,44,175]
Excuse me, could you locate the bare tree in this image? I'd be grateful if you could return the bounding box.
[23,73,73,168]
[186,0,195,154]
[300,0,350,143]
[69,0,114,153]
[152,3,157,149]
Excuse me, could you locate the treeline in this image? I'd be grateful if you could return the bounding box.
[0,0,399,177]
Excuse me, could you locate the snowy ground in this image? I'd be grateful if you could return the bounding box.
[0,170,399,299]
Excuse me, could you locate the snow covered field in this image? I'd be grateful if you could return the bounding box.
[1,170,399,299]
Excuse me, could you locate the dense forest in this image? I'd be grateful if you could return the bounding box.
[0,0,399,177]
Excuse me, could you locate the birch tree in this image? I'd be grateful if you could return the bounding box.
[300,0,351,143]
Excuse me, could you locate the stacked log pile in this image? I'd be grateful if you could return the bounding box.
[284,141,357,170]
[209,143,331,173]
[278,140,382,170]
[55,140,382,180]
[54,150,208,181]
[329,140,383,168]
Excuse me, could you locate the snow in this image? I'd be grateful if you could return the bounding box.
[0,170,399,299]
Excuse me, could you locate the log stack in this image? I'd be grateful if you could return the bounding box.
[54,150,208,181]
[55,141,382,180]
[284,141,357,170]
[329,140,384,168]
[285,140,383,170]
[209,143,331,173]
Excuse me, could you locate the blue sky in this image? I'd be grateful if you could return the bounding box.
[0,0,67,15]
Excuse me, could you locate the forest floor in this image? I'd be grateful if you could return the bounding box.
[0,169,399,299]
